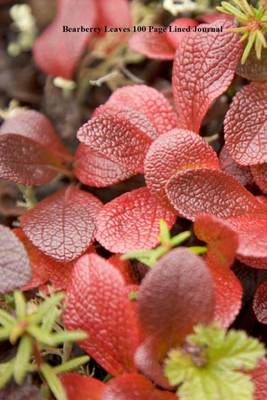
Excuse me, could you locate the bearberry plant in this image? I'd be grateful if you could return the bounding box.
[0,0,267,399]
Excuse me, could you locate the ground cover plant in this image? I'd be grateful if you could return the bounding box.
[0,0,267,399]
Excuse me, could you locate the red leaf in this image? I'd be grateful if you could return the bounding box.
[224,82,267,166]
[103,374,176,400]
[253,282,267,324]
[144,129,219,204]
[166,169,261,220]
[138,248,214,352]
[0,110,71,161]
[106,85,178,136]
[74,144,132,187]
[225,213,267,269]
[0,225,31,293]
[194,214,238,269]
[219,146,253,187]
[96,187,176,253]
[61,373,105,400]
[109,255,137,285]
[129,29,176,60]
[172,20,241,132]
[96,0,131,29]
[33,0,97,79]
[14,229,87,292]
[198,12,234,23]
[0,134,66,186]
[251,164,267,194]
[129,19,197,61]
[194,214,242,327]
[165,18,198,49]
[21,186,102,262]
[252,358,267,400]
[77,106,153,175]
[64,254,140,376]
[210,264,242,328]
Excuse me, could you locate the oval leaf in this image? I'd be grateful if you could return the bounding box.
[166,169,261,220]
[77,106,153,175]
[64,254,140,376]
[0,134,65,186]
[172,20,241,133]
[96,187,176,253]
[0,110,71,161]
[138,248,214,350]
[106,85,178,136]
[145,129,219,204]
[224,82,267,166]
[0,225,31,293]
[15,229,80,291]
[33,0,97,79]
[21,186,102,262]
[74,144,132,187]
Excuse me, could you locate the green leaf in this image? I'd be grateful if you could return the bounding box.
[14,291,26,320]
[170,231,191,246]
[0,360,14,389]
[30,293,64,324]
[26,325,56,346]
[50,330,87,345]
[41,306,60,333]
[164,324,265,400]
[14,335,32,384]
[40,363,67,400]
[0,309,16,327]
[189,325,266,371]
[53,355,90,374]
[178,369,254,400]
[158,219,171,244]
[0,327,11,340]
